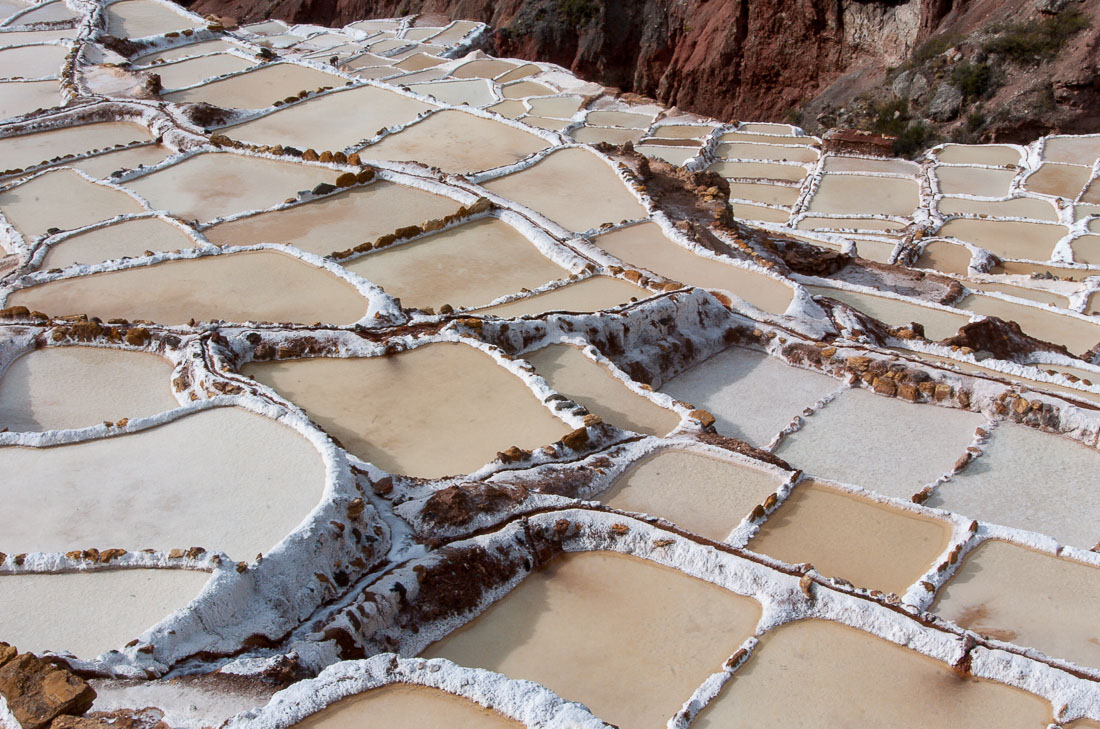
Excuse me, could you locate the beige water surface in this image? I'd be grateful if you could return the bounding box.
[525,344,679,436]
[748,480,951,594]
[775,387,984,499]
[0,169,145,238]
[1025,163,1091,199]
[596,222,794,314]
[935,144,1021,166]
[482,147,646,232]
[204,181,458,255]
[424,550,761,729]
[695,619,1053,729]
[0,569,210,658]
[659,346,840,447]
[9,250,367,325]
[0,406,326,558]
[124,153,330,222]
[0,43,65,78]
[807,285,968,340]
[293,684,520,729]
[939,196,1058,221]
[477,276,648,318]
[928,423,1100,549]
[164,63,342,110]
[936,166,1017,197]
[227,85,435,151]
[42,216,196,268]
[361,109,548,173]
[934,539,1100,668]
[0,79,59,120]
[604,449,783,541]
[0,346,176,431]
[147,53,254,90]
[344,218,566,311]
[106,0,199,37]
[808,174,919,216]
[0,121,150,173]
[243,343,570,478]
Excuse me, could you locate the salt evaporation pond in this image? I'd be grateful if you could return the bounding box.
[524,344,679,436]
[695,620,1053,728]
[938,218,1067,261]
[67,144,173,180]
[603,449,784,541]
[807,175,919,217]
[915,240,972,274]
[344,218,566,311]
[105,0,199,37]
[0,346,176,431]
[938,196,1058,221]
[204,181,459,256]
[424,551,761,728]
[775,388,984,499]
[807,285,968,341]
[41,216,197,269]
[0,44,66,79]
[821,156,917,174]
[726,181,801,207]
[0,121,150,172]
[570,125,644,146]
[0,80,60,122]
[360,109,548,173]
[8,250,367,325]
[243,343,570,478]
[748,480,951,595]
[0,168,145,238]
[660,346,840,447]
[408,78,496,107]
[596,222,794,314]
[928,424,1100,549]
[164,63,343,110]
[718,142,819,163]
[225,85,436,151]
[0,569,210,658]
[150,54,255,91]
[476,275,648,318]
[0,407,325,559]
[482,147,647,232]
[1025,163,1092,199]
[294,684,520,729]
[935,144,1021,166]
[934,540,1100,668]
[956,294,1100,355]
[124,153,336,222]
[936,166,1017,197]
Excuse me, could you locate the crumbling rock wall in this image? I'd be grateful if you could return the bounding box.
[182,0,959,121]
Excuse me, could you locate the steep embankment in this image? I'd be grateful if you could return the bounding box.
[183,0,1100,148]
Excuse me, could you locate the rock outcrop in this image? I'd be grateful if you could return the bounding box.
[182,0,1100,148]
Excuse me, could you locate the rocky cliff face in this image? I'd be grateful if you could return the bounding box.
[185,0,1100,146]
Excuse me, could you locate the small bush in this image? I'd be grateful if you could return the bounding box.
[557,0,598,27]
[910,33,962,66]
[983,7,1090,64]
[872,97,910,137]
[952,60,996,101]
[894,122,933,158]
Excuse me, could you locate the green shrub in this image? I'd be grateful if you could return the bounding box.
[871,97,910,137]
[558,0,599,27]
[983,7,1090,64]
[910,33,961,66]
[893,122,933,158]
[952,60,996,101]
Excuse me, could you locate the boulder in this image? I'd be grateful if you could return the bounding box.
[927,82,963,122]
[0,649,96,729]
